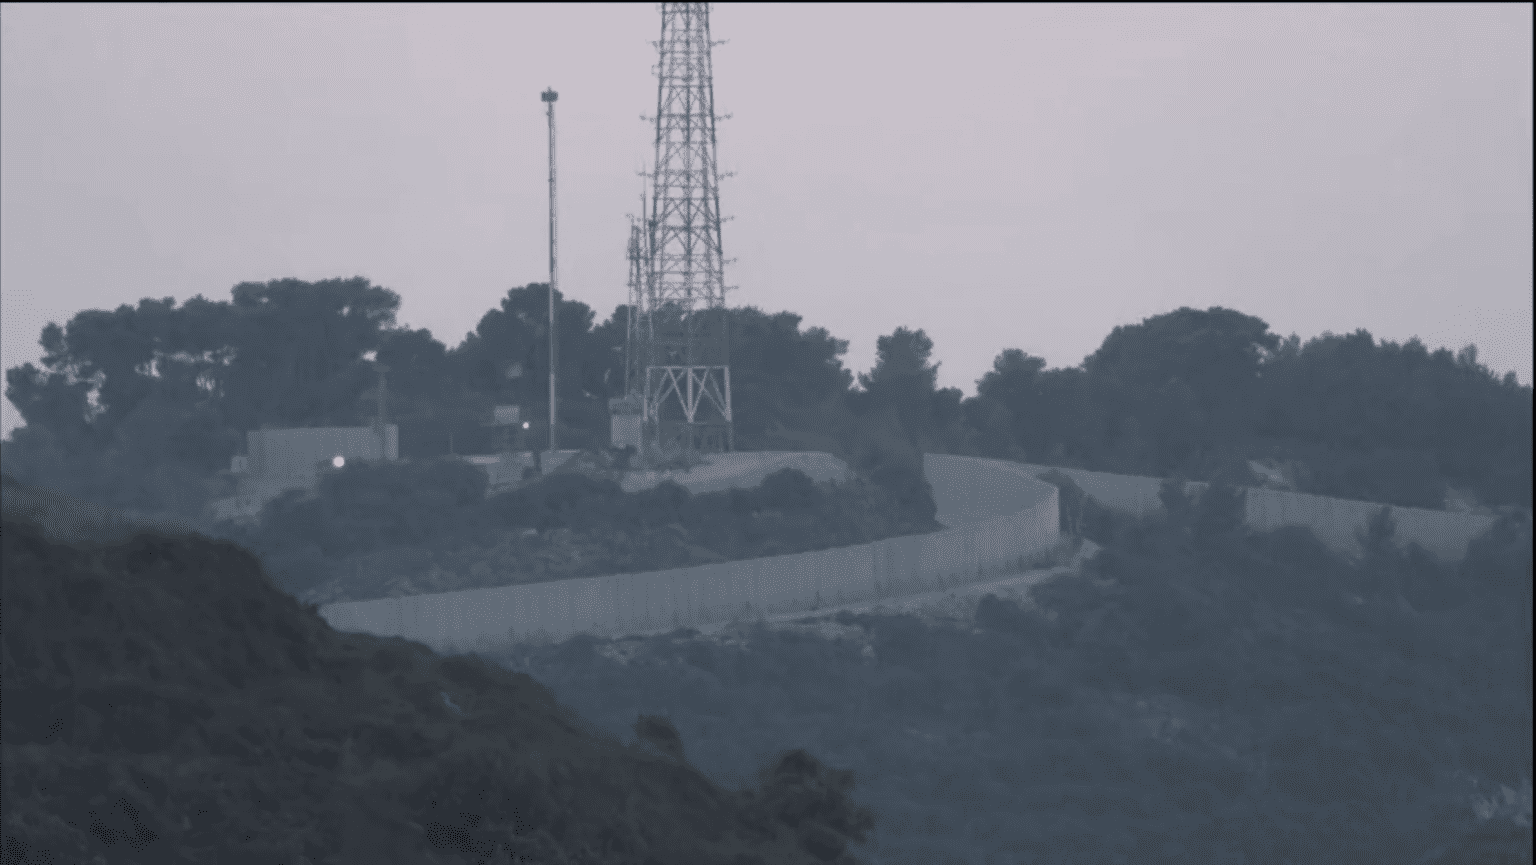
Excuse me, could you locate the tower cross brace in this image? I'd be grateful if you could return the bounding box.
[622,2,735,464]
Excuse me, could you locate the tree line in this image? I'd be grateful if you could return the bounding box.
[4,276,1531,517]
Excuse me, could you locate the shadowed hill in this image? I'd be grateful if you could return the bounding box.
[1,475,876,865]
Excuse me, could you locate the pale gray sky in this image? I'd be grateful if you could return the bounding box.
[3,3,1531,438]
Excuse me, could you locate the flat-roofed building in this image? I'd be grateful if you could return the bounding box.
[208,425,398,523]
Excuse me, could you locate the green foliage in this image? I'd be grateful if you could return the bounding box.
[829,407,939,529]
[1156,478,1247,544]
[1192,482,1246,540]
[226,456,941,604]
[1073,307,1277,476]
[440,283,624,454]
[1036,468,1125,544]
[0,416,233,520]
[1087,307,1278,411]
[1251,331,1531,506]
[500,488,1533,865]
[1158,478,1196,524]
[263,457,490,558]
[959,308,1531,509]
[7,280,1529,525]
[724,306,855,445]
[2,279,418,508]
[847,325,967,455]
[222,278,403,429]
[448,284,608,409]
[969,349,1044,459]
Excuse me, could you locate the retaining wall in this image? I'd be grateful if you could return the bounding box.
[1009,462,1503,562]
[318,453,1060,653]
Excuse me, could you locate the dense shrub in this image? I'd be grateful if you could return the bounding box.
[1035,468,1132,545]
[496,497,1532,865]
[225,456,942,605]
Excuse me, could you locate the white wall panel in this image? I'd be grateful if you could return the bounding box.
[319,453,1061,652]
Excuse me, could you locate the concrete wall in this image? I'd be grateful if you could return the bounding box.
[1240,486,1500,563]
[610,414,643,451]
[318,453,1060,653]
[1009,462,1502,562]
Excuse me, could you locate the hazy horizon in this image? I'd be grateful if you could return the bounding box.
[3,3,1531,439]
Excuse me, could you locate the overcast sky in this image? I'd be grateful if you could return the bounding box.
[3,3,1531,438]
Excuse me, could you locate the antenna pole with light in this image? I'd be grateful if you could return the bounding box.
[542,86,559,454]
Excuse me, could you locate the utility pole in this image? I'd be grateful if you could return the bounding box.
[542,87,559,454]
[373,362,389,460]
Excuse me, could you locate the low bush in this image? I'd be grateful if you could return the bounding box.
[225,454,943,606]
[497,494,1532,865]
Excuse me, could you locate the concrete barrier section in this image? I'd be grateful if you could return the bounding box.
[1241,486,1499,562]
[1010,462,1501,562]
[319,453,1060,652]
[925,453,1048,528]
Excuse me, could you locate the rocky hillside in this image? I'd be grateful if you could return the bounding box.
[1,475,877,864]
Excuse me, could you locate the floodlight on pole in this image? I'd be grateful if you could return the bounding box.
[542,87,559,454]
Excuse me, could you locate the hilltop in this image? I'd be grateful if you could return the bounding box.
[218,443,941,608]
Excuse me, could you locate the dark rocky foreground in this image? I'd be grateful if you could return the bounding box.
[1,478,876,864]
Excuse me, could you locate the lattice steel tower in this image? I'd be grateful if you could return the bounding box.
[626,2,734,462]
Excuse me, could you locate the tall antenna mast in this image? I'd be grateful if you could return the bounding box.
[633,2,734,461]
[541,87,559,453]
[374,361,389,459]
[608,189,650,457]
[624,191,646,402]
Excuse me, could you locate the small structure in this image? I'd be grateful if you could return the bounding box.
[244,426,398,481]
[485,405,524,453]
[208,425,399,523]
[609,395,643,451]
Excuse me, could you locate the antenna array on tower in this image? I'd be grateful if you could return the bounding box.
[620,2,735,463]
